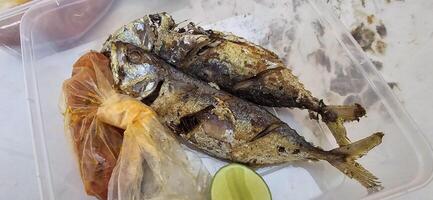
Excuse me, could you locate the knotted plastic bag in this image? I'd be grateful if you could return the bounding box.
[97,95,211,200]
[63,51,210,200]
[62,52,123,200]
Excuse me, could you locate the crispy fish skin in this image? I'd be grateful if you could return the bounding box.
[156,24,317,110]
[105,43,383,190]
[102,13,366,147]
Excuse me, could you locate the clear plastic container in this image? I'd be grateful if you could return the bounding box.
[0,0,40,56]
[20,0,433,199]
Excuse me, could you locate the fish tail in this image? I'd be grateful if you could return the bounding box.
[325,117,351,146]
[318,104,367,147]
[325,132,384,191]
[330,132,383,158]
[325,103,366,122]
[329,159,382,192]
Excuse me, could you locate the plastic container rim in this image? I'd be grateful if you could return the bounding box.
[20,0,433,199]
[0,0,41,20]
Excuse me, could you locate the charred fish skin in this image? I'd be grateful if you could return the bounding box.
[108,41,301,160]
[102,14,321,113]
[106,42,383,190]
[101,13,366,147]
[115,14,322,111]
[101,12,175,54]
[171,22,368,147]
[158,25,319,109]
[101,13,317,111]
[108,41,320,163]
[161,22,347,122]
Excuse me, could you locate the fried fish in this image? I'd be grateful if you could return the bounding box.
[102,13,366,147]
[103,43,383,190]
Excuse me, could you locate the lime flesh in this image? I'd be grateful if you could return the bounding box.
[211,164,271,200]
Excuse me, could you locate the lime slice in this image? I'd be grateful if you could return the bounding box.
[211,164,271,200]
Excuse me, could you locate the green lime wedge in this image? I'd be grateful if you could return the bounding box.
[211,164,272,200]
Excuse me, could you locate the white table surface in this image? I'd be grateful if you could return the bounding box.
[1,0,433,199]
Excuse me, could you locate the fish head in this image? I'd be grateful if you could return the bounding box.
[109,41,164,99]
[102,12,175,52]
[148,12,176,32]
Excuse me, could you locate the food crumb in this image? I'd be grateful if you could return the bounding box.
[375,40,387,54]
[372,60,383,70]
[387,82,399,90]
[351,23,375,51]
[367,15,375,24]
[376,23,387,38]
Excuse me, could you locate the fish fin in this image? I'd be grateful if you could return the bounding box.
[325,117,351,146]
[323,104,367,147]
[331,132,384,159]
[327,132,384,191]
[326,104,366,122]
[329,159,383,192]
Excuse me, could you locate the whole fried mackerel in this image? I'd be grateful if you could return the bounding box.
[103,43,383,191]
[102,13,366,147]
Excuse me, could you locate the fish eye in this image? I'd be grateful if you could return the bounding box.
[149,14,162,26]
